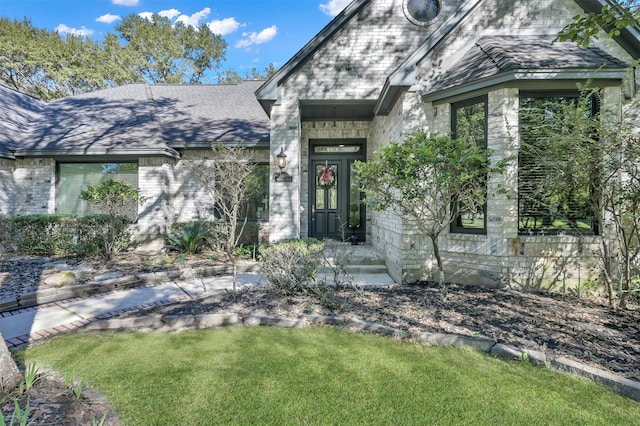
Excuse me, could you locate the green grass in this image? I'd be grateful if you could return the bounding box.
[19,328,640,425]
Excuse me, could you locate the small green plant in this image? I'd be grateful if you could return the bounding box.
[2,397,31,426]
[71,381,85,400]
[167,224,209,254]
[64,373,85,400]
[348,203,360,228]
[18,363,39,395]
[234,243,254,257]
[519,353,531,365]
[92,413,108,426]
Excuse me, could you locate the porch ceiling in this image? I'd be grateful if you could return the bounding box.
[299,100,377,122]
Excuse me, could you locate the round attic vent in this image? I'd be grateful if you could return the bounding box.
[403,0,441,25]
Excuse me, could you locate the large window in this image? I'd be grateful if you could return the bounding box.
[451,97,488,234]
[518,94,599,235]
[240,164,269,221]
[57,163,138,217]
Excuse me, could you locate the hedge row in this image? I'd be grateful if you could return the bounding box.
[0,214,130,257]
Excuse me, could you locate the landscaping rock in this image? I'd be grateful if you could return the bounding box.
[490,343,525,360]
[243,315,308,328]
[414,332,495,352]
[43,271,77,288]
[94,271,124,281]
[162,313,240,328]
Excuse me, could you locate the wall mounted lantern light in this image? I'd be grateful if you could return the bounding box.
[274,147,292,182]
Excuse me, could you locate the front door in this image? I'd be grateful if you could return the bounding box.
[309,140,366,242]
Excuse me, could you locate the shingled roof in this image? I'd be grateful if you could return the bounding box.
[423,36,629,98]
[0,85,45,158]
[2,80,269,158]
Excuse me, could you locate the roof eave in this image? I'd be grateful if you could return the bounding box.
[13,148,181,159]
[169,140,270,150]
[0,150,15,160]
[421,68,628,103]
[575,0,640,58]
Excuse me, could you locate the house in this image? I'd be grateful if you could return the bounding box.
[1,0,639,286]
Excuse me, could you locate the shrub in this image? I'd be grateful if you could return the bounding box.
[167,224,210,254]
[0,214,130,257]
[260,239,324,296]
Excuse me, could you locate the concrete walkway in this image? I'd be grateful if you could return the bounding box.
[1,271,395,349]
[0,274,263,349]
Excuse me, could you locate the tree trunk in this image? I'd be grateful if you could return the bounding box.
[0,331,22,389]
[430,235,446,296]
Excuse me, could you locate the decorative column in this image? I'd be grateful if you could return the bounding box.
[269,99,301,242]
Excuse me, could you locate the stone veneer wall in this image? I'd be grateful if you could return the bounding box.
[12,158,55,215]
[0,158,14,216]
[268,100,302,242]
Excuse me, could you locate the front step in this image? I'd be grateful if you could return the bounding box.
[319,243,395,287]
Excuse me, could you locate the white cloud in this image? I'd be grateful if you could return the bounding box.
[175,7,211,27]
[158,9,181,20]
[319,0,351,17]
[235,25,278,48]
[96,13,122,24]
[208,17,241,36]
[112,0,139,6]
[55,24,94,37]
[138,12,154,21]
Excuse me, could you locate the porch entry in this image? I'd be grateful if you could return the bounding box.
[309,139,366,242]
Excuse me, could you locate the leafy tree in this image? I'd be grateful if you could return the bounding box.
[189,144,258,294]
[80,179,142,259]
[115,14,226,84]
[217,63,278,84]
[355,130,509,291]
[0,14,228,98]
[556,1,639,47]
[519,86,640,308]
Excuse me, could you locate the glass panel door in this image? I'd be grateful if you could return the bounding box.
[309,140,366,242]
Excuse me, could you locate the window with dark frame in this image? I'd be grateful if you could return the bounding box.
[57,162,138,218]
[450,96,488,234]
[518,93,600,236]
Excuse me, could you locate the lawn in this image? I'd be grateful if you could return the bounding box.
[19,328,639,425]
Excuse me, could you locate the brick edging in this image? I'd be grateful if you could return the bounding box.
[8,309,639,403]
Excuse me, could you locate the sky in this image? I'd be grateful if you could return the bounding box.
[0,0,353,80]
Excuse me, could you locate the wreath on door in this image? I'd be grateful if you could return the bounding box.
[317,162,336,190]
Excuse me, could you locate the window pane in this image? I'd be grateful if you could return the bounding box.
[518,96,597,235]
[58,163,138,217]
[451,99,487,233]
[241,164,269,220]
[314,145,361,154]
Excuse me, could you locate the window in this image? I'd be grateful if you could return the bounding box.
[57,163,138,217]
[404,0,441,25]
[451,97,487,234]
[241,164,269,220]
[518,94,599,235]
